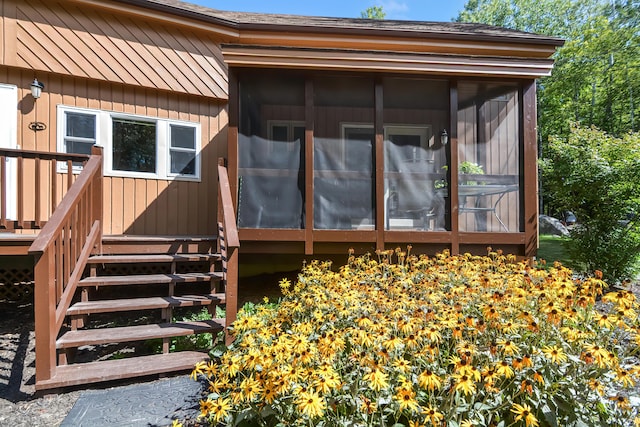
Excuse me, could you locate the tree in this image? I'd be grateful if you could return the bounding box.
[540,125,640,282]
[456,0,640,141]
[360,6,386,19]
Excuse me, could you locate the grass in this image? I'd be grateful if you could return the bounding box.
[537,234,574,267]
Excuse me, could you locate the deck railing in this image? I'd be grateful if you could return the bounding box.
[217,158,239,344]
[28,146,103,384]
[0,148,91,230]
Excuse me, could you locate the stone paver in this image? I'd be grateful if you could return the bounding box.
[60,376,203,427]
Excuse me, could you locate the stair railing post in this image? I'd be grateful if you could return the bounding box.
[225,245,238,345]
[33,249,57,383]
[90,146,103,254]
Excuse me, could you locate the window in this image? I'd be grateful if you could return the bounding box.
[169,124,197,175]
[57,106,200,181]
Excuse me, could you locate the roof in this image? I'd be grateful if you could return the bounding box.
[116,0,564,46]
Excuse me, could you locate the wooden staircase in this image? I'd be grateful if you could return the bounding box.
[36,249,227,389]
[28,150,239,390]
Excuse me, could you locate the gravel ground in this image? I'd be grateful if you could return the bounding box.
[0,303,81,427]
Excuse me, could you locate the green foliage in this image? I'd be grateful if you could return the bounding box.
[360,5,386,19]
[457,0,640,142]
[540,125,640,282]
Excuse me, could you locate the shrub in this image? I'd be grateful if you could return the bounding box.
[192,250,640,426]
[540,125,640,283]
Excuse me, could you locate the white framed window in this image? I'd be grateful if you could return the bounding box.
[57,106,201,181]
[267,120,305,152]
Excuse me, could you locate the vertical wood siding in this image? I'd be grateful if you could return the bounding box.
[9,0,227,100]
[458,95,520,232]
[1,67,228,236]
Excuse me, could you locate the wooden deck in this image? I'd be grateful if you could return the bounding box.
[5,150,241,390]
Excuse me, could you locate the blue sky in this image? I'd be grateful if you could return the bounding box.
[192,0,469,22]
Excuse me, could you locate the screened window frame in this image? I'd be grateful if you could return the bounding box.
[56,105,201,181]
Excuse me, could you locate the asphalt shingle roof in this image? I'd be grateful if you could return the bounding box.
[117,0,564,46]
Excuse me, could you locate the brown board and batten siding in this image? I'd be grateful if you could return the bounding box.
[6,0,228,100]
[1,0,232,235]
[0,68,228,235]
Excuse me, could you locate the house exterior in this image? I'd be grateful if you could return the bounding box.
[0,0,562,262]
[0,0,564,389]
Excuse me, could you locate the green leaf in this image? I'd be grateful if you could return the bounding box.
[542,402,558,427]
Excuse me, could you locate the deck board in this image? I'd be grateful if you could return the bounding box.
[88,253,221,264]
[67,294,226,315]
[57,319,225,348]
[35,351,209,390]
[78,272,223,287]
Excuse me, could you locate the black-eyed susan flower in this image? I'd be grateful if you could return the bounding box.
[423,405,444,426]
[511,402,539,426]
[395,386,420,413]
[296,391,326,418]
[609,394,631,411]
[496,360,514,379]
[210,397,232,423]
[452,373,476,396]
[542,345,568,364]
[364,368,389,391]
[418,369,442,391]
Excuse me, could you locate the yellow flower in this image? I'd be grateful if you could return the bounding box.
[364,368,389,391]
[418,369,442,391]
[296,391,326,418]
[616,369,635,388]
[393,357,412,374]
[239,376,262,402]
[211,397,232,423]
[511,403,539,427]
[498,339,520,356]
[171,420,183,427]
[609,395,631,411]
[496,360,514,379]
[360,396,377,414]
[199,399,213,419]
[588,378,605,396]
[542,345,568,364]
[395,386,420,413]
[452,373,476,396]
[190,360,207,380]
[423,405,444,426]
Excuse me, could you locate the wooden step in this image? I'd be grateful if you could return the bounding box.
[67,294,226,316]
[101,235,217,255]
[35,351,209,390]
[78,272,223,287]
[87,253,221,264]
[57,319,225,349]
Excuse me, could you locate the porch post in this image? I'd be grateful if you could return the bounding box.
[522,81,538,258]
[33,249,56,383]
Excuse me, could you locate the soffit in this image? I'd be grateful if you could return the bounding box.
[222,45,556,78]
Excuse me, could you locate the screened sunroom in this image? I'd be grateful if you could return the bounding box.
[221,19,560,260]
[227,69,535,259]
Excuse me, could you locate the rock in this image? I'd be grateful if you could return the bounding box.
[539,215,570,236]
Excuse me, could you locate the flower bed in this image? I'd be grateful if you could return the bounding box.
[191,249,640,426]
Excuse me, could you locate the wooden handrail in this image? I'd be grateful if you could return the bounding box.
[0,148,91,230]
[0,147,90,162]
[217,158,239,345]
[29,146,103,385]
[218,161,240,249]
[29,153,102,254]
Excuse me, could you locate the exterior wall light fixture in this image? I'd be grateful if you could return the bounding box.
[30,78,44,100]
